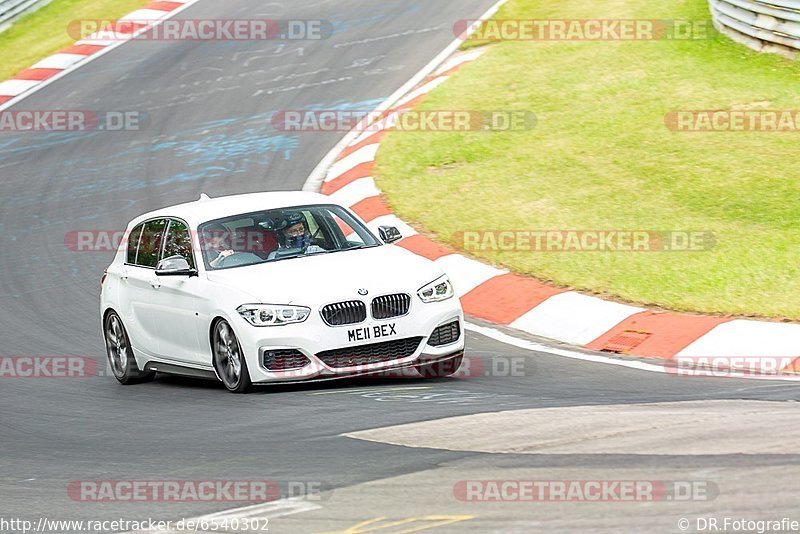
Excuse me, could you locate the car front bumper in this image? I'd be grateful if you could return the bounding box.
[232,299,465,384]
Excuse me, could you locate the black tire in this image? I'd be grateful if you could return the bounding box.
[104,311,155,385]
[211,319,252,393]
[416,353,464,379]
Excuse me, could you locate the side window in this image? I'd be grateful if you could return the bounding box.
[127,223,145,264]
[162,220,195,269]
[136,219,167,268]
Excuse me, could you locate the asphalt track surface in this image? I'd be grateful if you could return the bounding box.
[0,1,798,532]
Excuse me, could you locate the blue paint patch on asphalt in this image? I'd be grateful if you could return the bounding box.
[0,97,388,247]
[327,1,424,34]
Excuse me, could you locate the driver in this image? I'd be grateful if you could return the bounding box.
[271,211,326,256]
[280,212,311,249]
[202,224,235,268]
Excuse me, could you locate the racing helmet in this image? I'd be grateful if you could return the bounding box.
[278,211,309,249]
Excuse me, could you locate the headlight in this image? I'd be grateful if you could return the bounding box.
[236,304,311,326]
[417,275,454,303]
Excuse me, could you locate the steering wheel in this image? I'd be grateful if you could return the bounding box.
[307,226,330,250]
[216,252,262,268]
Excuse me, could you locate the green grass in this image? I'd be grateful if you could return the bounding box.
[0,0,150,81]
[375,0,800,320]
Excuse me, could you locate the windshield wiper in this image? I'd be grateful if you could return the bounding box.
[344,243,378,251]
[267,244,376,262]
[267,252,304,263]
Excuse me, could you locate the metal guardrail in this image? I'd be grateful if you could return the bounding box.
[0,0,52,31]
[709,0,800,58]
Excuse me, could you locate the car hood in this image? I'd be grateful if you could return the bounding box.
[205,244,445,306]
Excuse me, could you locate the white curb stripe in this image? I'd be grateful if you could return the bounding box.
[393,76,450,108]
[350,119,394,145]
[350,126,385,146]
[31,53,88,70]
[677,319,800,357]
[76,34,119,46]
[510,292,644,346]
[0,79,41,96]
[349,107,416,145]
[120,8,174,21]
[433,48,487,76]
[0,0,202,112]
[434,254,507,297]
[329,177,379,207]
[325,143,379,182]
[466,322,800,382]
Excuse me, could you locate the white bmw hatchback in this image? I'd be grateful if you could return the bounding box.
[101,191,464,392]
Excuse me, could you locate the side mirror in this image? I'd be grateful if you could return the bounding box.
[156,255,197,277]
[378,225,402,244]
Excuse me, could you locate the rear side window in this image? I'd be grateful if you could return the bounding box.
[127,224,144,264]
[136,219,168,268]
[162,219,195,269]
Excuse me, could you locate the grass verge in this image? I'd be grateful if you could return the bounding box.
[0,0,150,81]
[375,0,800,320]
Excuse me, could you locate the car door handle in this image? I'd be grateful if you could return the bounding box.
[150,279,161,289]
[120,270,128,281]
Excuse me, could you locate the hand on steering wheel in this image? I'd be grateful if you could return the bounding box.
[215,250,236,267]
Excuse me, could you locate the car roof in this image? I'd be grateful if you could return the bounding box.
[129,191,336,227]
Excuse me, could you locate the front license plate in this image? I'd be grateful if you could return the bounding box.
[347,323,397,343]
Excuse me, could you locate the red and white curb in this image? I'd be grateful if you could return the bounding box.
[310,48,800,378]
[0,0,200,110]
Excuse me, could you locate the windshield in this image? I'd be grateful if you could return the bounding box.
[199,204,381,270]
